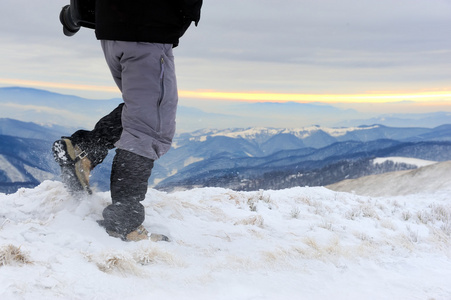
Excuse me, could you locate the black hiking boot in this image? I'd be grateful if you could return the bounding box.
[95,149,162,241]
[52,138,92,194]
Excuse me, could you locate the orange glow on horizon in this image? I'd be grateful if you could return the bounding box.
[1,78,450,104]
[178,90,451,104]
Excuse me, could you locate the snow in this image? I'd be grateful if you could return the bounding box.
[183,156,204,167]
[0,155,27,182]
[187,126,381,142]
[23,165,55,182]
[1,163,451,299]
[320,125,380,137]
[328,160,451,197]
[373,156,437,168]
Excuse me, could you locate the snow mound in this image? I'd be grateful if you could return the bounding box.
[328,160,451,197]
[1,181,450,299]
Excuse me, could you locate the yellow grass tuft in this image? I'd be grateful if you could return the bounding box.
[96,252,145,277]
[0,244,32,266]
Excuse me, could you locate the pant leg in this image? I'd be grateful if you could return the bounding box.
[69,103,124,167]
[101,40,178,161]
[99,41,178,234]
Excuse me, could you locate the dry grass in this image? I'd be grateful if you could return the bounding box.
[345,203,380,220]
[87,246,184,277]
[290,206,301,219]
[95,252,145,277]
[0,244,32,266]
[234,215,265,228]
[402,211,412,221]
[246,190,274,212]
[133,247,185,267]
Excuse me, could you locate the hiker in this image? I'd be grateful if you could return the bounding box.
[53,0,203,241]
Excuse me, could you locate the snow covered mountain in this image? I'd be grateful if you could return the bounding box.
[327,160,451,197]
[0,118,70,141]
[173,124,451,152]
[155,140,451,191]
[336,111,451,128]
[0,87,123,129]
[175,125,439,146]
[155,126,451,190]
[1,161,450,299]
[0,134,58,193]
[2,87,451,131]
[1,118,451,193]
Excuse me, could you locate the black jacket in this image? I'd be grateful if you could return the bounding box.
[94,0,202,46]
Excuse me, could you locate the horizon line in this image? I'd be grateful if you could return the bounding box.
[1,78,450,104]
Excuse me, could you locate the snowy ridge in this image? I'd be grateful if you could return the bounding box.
[0,155,26,182]
[328,160,451,197]
[186,125,381,142]
[373,156,437,167]
[1,177,450,299]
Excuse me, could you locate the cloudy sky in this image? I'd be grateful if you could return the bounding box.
[0,0,450,113]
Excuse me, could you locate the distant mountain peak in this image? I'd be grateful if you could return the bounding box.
[182,125,383,142]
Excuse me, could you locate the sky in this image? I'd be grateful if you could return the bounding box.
[0,0,450,113]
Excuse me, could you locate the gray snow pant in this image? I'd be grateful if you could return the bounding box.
[71,42,178,235]
[99,41,178,235]
[101,40,178,160]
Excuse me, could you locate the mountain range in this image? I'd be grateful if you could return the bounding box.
[0,87,122,130]
[2,87,451,131]
[155,126,451,191]
[1,117,450,194]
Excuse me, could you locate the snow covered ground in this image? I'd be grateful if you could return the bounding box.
[1,162,450,299]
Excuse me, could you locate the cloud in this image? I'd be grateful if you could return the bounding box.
[0,0,450,99]
[188,0,450,61]
[175,0,451,95]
